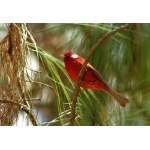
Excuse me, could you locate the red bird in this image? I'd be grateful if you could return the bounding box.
[63,50,129,107]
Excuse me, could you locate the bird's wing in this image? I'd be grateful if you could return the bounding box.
[86,63,108,87]
[75,57,108,87]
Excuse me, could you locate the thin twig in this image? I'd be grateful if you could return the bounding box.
[17,79,30,108]
[0,99,39,126]
[69,23,131,125]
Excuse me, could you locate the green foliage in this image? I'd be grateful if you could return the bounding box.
[29,23,150,126]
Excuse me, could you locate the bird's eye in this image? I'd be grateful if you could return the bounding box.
[67,53,71,57]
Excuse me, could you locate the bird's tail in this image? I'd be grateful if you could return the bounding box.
[105,87,129,107]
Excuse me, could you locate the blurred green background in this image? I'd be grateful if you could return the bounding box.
[0,23,150,126]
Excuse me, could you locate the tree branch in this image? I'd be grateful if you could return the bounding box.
[69,23,131,126]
